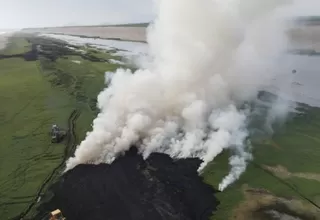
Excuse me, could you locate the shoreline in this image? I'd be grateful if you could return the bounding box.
[43,32,147,43]
[21,26,147,42]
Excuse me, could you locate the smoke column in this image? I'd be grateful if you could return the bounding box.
[66,0,295,191]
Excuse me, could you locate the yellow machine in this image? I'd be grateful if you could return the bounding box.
[49,209,65,220]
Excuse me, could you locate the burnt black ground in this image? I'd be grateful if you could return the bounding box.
[36,147,219,220]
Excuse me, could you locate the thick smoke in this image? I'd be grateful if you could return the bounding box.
[66,0,295,190]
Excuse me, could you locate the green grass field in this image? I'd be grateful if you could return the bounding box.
[0,56,74,218]
[203,104,320,219]
[0,35,123,219]
[1,36,30,55]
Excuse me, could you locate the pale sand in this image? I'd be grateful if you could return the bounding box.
[22,26,147,42]
[22,24,320,50]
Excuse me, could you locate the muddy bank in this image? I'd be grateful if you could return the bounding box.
[35,147,219,220]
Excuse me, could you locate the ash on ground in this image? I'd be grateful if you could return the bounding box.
[36,147,219,220]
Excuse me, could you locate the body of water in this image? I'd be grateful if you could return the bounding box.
[40,33,320,108]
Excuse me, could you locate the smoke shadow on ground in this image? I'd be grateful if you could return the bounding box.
[35,147,219,220]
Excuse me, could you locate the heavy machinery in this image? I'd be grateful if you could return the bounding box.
[49,209,65,220]
[51,124,66,143]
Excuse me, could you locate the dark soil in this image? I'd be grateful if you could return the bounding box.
[35,147,219,220]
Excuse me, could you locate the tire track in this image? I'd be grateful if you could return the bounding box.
[0,118,57,194]
[10,109,80,220]
[0,95,38,126]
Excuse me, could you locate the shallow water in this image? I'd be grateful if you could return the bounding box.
[40,34,148,55]
[269,54,320,107]
[41,33,320,107]
[40,33,150,68]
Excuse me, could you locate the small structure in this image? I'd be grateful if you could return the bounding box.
[51,124,66,143]
[49,209,65,220]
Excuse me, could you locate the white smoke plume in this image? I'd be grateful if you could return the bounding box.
[66,0,296,190]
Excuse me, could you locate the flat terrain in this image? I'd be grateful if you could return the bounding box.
[289,25,320,51]
[203,99,320,219]
[0,33,13,50]
[19,22,320,50]
[1,25,320,220]
[21,25,148,42]
[0,35,124,219]
[36,147,218,220]
[0,37,7,49]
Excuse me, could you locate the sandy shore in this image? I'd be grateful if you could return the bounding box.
[22,26,147,42]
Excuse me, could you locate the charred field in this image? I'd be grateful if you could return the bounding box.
[35,147,219,220]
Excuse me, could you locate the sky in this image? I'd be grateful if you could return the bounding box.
[1,0,320,29]
[0,0,155,29]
